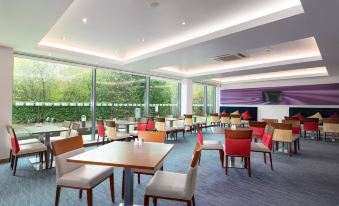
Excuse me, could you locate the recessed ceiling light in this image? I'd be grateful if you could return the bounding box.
[265,48,271,52]
[82,18,87,23]
[181,21,187,25]
[150,2,160,8]
[141,38,145,42]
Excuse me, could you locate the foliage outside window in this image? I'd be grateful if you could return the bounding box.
[206,85,216,115]
[192,84,205,116]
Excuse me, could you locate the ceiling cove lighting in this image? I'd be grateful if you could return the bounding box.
[39,41,122,62]
[39,1,302,63]
[211,67,328,84]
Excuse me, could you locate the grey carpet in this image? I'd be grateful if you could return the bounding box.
[1,130,339,206]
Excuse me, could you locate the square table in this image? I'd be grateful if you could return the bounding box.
[68,141,175,206]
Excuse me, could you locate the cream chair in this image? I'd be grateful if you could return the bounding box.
[323,118,339,141]
[155,117,176,140]
[106,121,131,141]
[174,119,186,138]
[220,114,230,127]
[69,122,80,137]
[7,125,48,176]
[50,121,72,142]
[184,114,194,133]
[122,131,166,199]
[143,142,201,206]
[197,128,223,167]
[230,115,244,128]
[52,136,115,206]
[272,123,300,156]
[209,113,220,127]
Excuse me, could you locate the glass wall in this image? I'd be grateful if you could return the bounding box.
[206,85,216,115]
[13,57,93,139]
[150,78,179,117]
[192,84,205,116]
[96,69,146,119]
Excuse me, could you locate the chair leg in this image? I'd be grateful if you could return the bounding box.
[96,135,100,146]
[10,153,15,169]
[192,195,195,206]
[138,173,141,184]
[304,130,306,139]
[289,143,292,157]
[87,189,93,206]
[79,189,82,199]
[219,150,224,168]
[13,156,18,176]
[110,174,115,202]
[9,150,12,163]
[298,139,300,150]
[263,153,267,164]
[269,152,273,171]
[44,151,48,169]
[225,156,228,175]
[121,171,125,199]
[294,141,298,154]
[324,132,327,141]
[50,153,54,169]
[248,157,251,177]
[144,195,150,206]
[153,197,157,206]
[55,186,61,206]
[187,200,192,206]
[102,136,105,145]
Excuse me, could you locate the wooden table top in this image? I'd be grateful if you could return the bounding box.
[25,125,69,134]
[67,142,175,170]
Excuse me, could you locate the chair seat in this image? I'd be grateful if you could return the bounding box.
[16,143,47,155]
[251,142,270,153]
[202,140,223,150]
[18,138,41,145]
[133,162,163,174]
[57,165,113,189]
[174,126,185,131]
[145,170,188,200]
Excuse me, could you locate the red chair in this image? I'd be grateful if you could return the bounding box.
[146,118,156,131]
[251,125,274,170]
[225,129,253,177]
[249,121,267,141]
[96,119,106,146]
[137,123,147,131]
[303,118,320,140]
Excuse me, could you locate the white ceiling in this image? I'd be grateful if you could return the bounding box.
[1,0,339,86]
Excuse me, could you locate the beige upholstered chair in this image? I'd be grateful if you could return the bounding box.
[184,114,194,133]
[156,117,176,140]
[210,113,220,126]
[196,116,207,130]
[230,115,244,127]
[52,136,115,206]
[105,121,131,141]
[6,125,48,176]
[251,125,274,170]
[143,142,201,206]
[271,123,300,156]
[122,131,166,199]
[174,119,186,137]
[220,114,230,127]
[69,122,80,137]
[197,128,223,167]
[323,118,339,141]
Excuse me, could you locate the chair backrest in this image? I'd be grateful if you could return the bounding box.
[97,121,106,137]
[220,115,230,124]
[137,131,166,143]
[303,118,319,131]
[197,128,204,145]
[262,125,274,150]
[282,119,301,134]
[210,113,219,123]
[249,121,267,139]
[137,123,147,131]
[284,116,299,120]
[184,142,201,200]
[225,129,252,157]
[262,118,279,124]
[196,116,207,123]
[106,121,117,140]
[323,118,339,133]
[139,117,148,124]
[62,120,71,128]
[60,121,72,138]
[51,136,84,179]
[69,122,80,137]
[155,117,166,131]
[128,117,136,122]
[6,125,20,154]
[184,114,193,126]
[271,123,293,143]
[146,118,156,130]
[230,115,241,125]
[175,119,184,127]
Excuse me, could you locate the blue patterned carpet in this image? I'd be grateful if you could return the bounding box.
[1,130,339,206]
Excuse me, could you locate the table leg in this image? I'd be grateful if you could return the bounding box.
[30,132,51,170]
[126,125,130,134]
[123,167,134,206]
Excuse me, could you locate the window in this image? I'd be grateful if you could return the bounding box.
[206,85,216,115]
[96,69,146,119]
[150,78,179,117]
[192,84,205,116]
[13,57,93,141]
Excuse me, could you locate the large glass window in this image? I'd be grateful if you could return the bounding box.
[96,69,146,119]
[13,57,93,140]
[150,78,179,117]
[192,84,205,116]
[206,85,216,115]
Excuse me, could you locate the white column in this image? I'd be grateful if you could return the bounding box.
[216,85,221,113]
[0,46,13,160]
[181,79,193,115]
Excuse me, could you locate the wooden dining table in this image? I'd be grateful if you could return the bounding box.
[24,124,69,170]
[68,141,175,206]
[111,120,138,133]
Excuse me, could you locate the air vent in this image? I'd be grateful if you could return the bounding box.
[213,53,247,62]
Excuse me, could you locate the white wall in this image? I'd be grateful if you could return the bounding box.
[220,104,339,121]
[0,46,13,160]
[181,79,193,115]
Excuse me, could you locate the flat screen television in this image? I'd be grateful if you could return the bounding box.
[262,91,282,102]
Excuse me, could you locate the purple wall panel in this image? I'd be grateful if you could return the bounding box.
[221,83,339,105]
